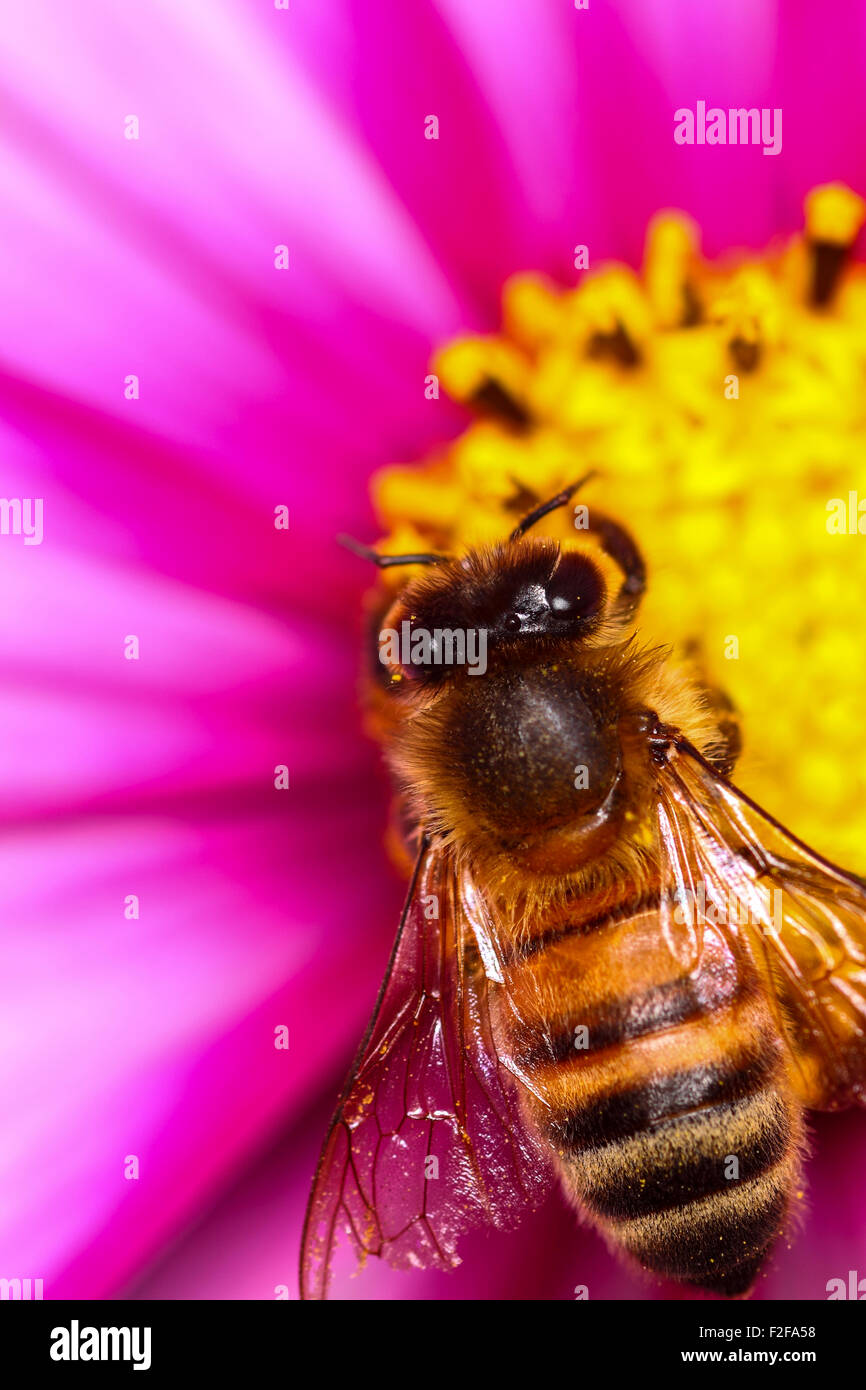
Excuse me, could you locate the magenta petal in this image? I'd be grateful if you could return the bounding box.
[1,788,401,1297]
[772,0,866,223]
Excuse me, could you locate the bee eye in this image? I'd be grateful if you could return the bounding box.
[549,592,577,618]
[504,613,522,633]
[546,554,605,621]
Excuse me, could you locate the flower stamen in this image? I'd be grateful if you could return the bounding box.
[370,183,866,868]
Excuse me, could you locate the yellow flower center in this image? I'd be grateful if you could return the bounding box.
[370,184,866,870]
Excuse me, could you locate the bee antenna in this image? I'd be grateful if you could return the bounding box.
[509,470,599,540]
[338,534,451,569]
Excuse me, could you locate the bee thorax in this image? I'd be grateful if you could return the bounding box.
[441,666,621,843]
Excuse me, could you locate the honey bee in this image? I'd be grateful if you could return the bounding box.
[300,479,866,1300]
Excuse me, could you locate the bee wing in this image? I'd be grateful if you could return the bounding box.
[299,838,553,1300]
[655,738,866,1111]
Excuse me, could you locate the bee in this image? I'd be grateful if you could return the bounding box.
[300,478,866,1300]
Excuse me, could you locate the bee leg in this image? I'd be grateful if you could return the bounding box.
[681,641,742,777]
[581,509,646,621]
[628,706,740,779]
[700,685,742,777]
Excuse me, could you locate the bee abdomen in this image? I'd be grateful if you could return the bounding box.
[572,1089,791,1219]
[507,903,803,1295]
[553,1061,802,1297]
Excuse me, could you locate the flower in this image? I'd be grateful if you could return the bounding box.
[1,0,864,1304]
[373,183,866,869]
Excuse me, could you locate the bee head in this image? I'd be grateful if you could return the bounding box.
[377,542,624,854]
[375,540,608,685]
[344,472,619,687]
[343,477,643,861]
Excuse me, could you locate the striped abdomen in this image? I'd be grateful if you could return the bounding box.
[503,890,804,1297]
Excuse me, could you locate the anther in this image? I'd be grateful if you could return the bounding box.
[804,184,866,307]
